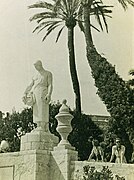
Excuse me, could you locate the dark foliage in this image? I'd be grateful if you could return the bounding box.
[87,47,134,162]
[0,102,102,161]
[0,108,36,152]
[68,111,103,160]
[83,165,125,180]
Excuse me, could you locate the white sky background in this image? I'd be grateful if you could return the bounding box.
[0,0,133,115]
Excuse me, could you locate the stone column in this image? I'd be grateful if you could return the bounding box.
[51,100,78,180]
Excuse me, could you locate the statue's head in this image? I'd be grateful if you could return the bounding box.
[34,60,43,71]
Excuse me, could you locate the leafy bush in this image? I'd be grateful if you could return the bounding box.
[83,165,125,180]
[0,108,36,151]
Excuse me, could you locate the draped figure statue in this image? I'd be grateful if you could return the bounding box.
[22,60,53,132]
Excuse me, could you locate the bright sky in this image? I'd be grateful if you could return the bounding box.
[0,0,133,115]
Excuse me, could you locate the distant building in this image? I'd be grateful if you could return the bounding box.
[90,115,110,131]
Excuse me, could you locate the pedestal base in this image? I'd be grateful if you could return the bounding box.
[20,128,59,151]
[51,146,78,180]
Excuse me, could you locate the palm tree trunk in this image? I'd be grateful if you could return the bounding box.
[83,4,93,49]
[67,26,81,115]
[83,2,99,71]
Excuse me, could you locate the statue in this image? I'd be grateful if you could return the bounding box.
[109,138,127,163]
[22,60,53,132]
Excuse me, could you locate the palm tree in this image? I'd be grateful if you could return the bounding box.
[82,0,134,48]
[28,0,113,116]
[28,0,82,115]
[81,0,134,158]
[80,0,134,117]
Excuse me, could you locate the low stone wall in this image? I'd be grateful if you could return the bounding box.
[72,161,134,180]
[1,151,134,180]
[0,150,51,180]
[0,149,76,180]
[0,151,23,180]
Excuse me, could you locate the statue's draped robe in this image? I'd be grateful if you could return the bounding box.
[32,72,49,125]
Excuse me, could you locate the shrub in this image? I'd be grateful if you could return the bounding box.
[83,165,125,180]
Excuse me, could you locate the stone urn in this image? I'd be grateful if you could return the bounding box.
[55,100,74,149]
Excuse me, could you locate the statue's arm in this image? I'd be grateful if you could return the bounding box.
[44,72,53,104]
[47,72,53,97]
[24,79,34,95]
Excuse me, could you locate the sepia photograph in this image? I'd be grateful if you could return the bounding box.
[0,0,134,179]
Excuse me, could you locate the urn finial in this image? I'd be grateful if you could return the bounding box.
[59,99,69,114]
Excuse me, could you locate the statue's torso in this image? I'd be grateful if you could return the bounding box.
[33,71,49,90]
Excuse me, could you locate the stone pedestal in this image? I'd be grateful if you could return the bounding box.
[20,129,59,151]
[20,128,59,180]
[20,126,59,180]
[1,100,79,180]
[51,147,78,180]
[51,100,78,180]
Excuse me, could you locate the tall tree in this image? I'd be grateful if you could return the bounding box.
[28,0,82,115]
[28,0,112,116]
[81,0,134,160]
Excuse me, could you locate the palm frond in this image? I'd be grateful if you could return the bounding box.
[30,12,57,22]
[63,0,70,14]
[55,0,69,14]
[96,6,112,32]
[28,1,54,11]
[100,12,108,32]
[56,26,65,42]
[47,21,62,31]
[90,24,100,32]
[42,23,61,41]
[94,6,104,31]
[71,0,81,15]
[68,0,73,13]
[37,23,54,34]
[91,2,113,33]
[54,0,68,16]
[77,4,83,19]
[32,21,54,33]
[78,20,85,32]
[38,21,61,34]
[118,0,134,10]
[77,5,84,32]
